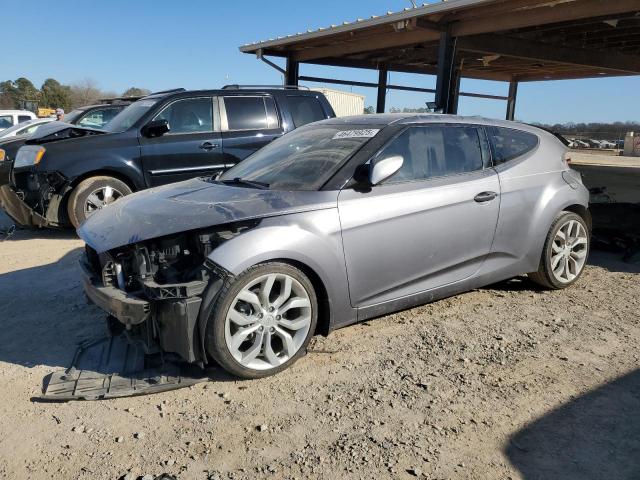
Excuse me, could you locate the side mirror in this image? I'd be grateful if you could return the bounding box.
[369,155,404,185]
[142,119,170,138]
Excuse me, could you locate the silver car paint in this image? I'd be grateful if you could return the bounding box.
[79,178,337,253]
[78,114,589,332]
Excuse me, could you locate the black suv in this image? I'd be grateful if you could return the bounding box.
[0,86,334,228]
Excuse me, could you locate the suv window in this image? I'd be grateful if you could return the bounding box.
[18,115,32,123]
[223,96,278,131]
[288,96,326,128]
[76,107,121,129]
[377,125,484,184]
[488,127,538,164]
[154,97,213,134]
[0,116,13,129]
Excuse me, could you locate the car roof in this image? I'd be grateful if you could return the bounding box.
[143,87,322,102]
[0,109,35,115]
[317,113,547,135]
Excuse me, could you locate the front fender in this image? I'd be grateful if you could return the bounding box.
[208,209,356,329]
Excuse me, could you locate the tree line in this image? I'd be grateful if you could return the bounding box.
[0,77,150,112]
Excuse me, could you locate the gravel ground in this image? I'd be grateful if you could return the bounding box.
[1,211,639,480]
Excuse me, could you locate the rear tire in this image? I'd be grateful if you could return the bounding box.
[66,176,132,228]
[205,262,318,379]
[528,211,590,289]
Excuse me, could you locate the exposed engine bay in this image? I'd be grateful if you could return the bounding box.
[82,220,258,365]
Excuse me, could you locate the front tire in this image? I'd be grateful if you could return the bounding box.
[66,176,132,228]
[528,211,590,289]
[205,262,318,379]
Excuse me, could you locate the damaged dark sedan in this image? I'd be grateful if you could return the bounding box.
[79,115,591,379]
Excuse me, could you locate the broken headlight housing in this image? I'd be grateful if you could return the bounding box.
[14,145,46,168]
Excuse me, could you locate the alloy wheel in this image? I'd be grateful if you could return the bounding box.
[224,273,312,370]
[84,186,124,217]
[550,218,588,284]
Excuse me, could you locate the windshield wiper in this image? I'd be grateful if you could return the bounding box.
[219,177,270,189]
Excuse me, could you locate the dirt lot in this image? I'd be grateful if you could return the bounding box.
[1,211,639,480]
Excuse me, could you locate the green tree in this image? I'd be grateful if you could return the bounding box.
[122,87,151,98]
[40,78,72,110]
[14,77,40,102]
[0,80,18,108]
[363,105,375,114]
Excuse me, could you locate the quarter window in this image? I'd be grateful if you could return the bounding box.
[154,97,213,134]
[488,127,538,164]
[18,115,32,123]
[224,96,279,130]
[376,125,484,184]
[287,96,326,127]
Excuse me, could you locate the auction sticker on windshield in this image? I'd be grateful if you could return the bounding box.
[333,129,380,139]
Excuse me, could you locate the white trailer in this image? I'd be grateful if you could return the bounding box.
[311,87,365,117]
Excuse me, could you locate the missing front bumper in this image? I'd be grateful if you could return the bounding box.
[80,259,217,364]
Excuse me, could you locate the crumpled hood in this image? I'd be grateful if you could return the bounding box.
[78,178,338,253]
[25,122,105,145]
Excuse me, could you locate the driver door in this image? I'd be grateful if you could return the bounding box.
[140,96,225,186]
[338,125,500,308]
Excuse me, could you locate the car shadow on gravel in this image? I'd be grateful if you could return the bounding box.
[0,247,96,370]
[507,368,640,480]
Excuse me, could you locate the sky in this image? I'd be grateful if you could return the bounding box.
[2,0,639,124]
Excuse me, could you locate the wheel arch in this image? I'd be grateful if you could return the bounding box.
[68,169,140,193]
[562,203,592,232]
[263,258,332,337]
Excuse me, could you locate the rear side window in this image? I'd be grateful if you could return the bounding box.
[488,127,538,164]
[223,96,279,130]
[377,125,484,184]
[288,96,326,128]
[18,115,32,123]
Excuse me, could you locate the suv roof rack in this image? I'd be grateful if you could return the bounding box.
[146,88,187,96]
[98,96,144,104]
[222,84,310,90]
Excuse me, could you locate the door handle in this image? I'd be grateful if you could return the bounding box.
[474,191,498,203]
[199,141,219,151]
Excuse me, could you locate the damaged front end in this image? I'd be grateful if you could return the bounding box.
[81,221,257,365]
[0,169,70,227]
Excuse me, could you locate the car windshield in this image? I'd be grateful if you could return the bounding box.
[103,99,158,133]
[65,109,83,124]
[219,124,379,191]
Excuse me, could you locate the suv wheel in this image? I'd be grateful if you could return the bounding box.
[206,262,317,379]
[67,176,132,228]
[529,211,590,289]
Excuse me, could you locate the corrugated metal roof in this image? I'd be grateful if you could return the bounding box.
[239,0,496,52]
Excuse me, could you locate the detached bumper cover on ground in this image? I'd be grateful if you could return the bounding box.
[0,184,50,228]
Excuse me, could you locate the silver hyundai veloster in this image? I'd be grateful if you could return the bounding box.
[79,114,590,378]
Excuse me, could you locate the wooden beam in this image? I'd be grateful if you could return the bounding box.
[451,0,640,37]
[292,28,440,62]
[302,57,513,82]
[458,33,640,74]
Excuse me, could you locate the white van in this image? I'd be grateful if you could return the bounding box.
[0,110,37,131]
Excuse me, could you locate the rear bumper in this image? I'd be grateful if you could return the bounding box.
[0,184,50,227]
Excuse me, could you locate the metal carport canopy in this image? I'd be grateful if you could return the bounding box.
[239,0,640,118]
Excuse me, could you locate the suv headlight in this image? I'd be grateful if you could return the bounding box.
[14,145,46,168]
[0,149,5,162]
